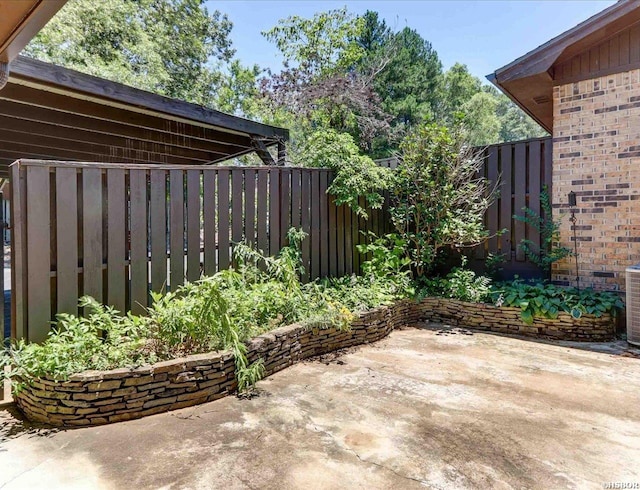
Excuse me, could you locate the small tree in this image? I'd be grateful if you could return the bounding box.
[513,185,572,275]
[390,123,497,277]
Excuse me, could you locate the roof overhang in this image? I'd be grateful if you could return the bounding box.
[0,0,67,62]
[488,0,640,133]
[0,56,288,176]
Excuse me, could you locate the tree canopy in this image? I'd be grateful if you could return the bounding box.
[25,2,547,160]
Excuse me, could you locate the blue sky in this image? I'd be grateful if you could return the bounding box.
[206,0,615,81]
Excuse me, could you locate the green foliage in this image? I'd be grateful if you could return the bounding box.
[419,258,492,303]
[491,280,624,325]
[5,229,405,392]
[262,8,364,77]
[1,297,153,383]
[513,185,572,275]
[301,128,390,217]
[390,123,496,276]
[25,0,257,113]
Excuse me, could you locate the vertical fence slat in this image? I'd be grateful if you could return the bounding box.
[279,168,290,249]
[218,169,231,270]
[244,169,256,247]
[328,194,338,277]
[150,169,167,292]
[169,170,185,290]
[300,170,311,281]
[26,165,51,342]
[310,171,320,279]
[129,169,148,314]
[514,143,527,261]
[487,147,499,256]
[232,170,244,249]
[336,203,345,276]
[257,169,268,255]
[499,145,512,256]
[203,170,216,276]
[82,168,103,302]
[10,164,26,339]
[528,140,542,254]
[56,167,78,315]
[186,169,201,282]
[290,169,301,230]
[544,139,553,190]
[106,168,126,312]
[319,171,330,278]
[269,169,280,256]
[344,204,353,274]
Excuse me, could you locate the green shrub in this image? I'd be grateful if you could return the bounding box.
[491,280,623,325]
[418,258,492,303]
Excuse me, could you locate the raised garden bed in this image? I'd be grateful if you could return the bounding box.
[13,297,615,428]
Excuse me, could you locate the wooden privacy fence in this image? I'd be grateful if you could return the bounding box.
[10,160,387,343]
[376,136,553,277]
[472,137,552,276]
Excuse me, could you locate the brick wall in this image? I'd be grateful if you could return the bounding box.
[553,69,640,292]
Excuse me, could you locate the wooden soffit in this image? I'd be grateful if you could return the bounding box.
[488,1,640,133]
[0,0,67,62]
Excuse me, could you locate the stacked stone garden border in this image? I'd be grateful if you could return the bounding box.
[14,297,615,427]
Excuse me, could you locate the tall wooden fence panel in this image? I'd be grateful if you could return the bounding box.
[474,137,552,277]
[10,160,383,343]
[376,136,552,278]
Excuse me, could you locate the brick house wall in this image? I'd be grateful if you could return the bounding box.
[552,68,640,292]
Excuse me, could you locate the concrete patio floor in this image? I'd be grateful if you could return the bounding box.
[1,325,639,489]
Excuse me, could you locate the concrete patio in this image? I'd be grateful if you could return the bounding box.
[1,325,639,489]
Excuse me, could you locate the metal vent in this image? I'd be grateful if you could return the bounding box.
[533,95,550,105]
[626,265,640,346]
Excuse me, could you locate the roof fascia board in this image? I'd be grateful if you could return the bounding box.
[10,56,289,140]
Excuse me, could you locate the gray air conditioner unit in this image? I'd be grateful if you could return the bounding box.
[626,264,640,346]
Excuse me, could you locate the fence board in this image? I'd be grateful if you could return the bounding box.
[106,168,126,311]
[186,169,201,282]
[279,168,290,249]
[328,194,338,277]
[169,170,185,290]
[513,143,527,261]
[269,169,280,256]
[499,145,513,256]
[528,140,542,253]
[486,147,499,255]
[82,168,103,301]
[290,169,301,230]
[244,169,256,247]
[232,170,243,247]
[203,170,216,276]
[56,167,78,315]
[336,203,345,276]
[310,170,320,279]
[150,169,167,292]
[10,163,26,339]
[26,165,51,342]
[218,169,230,270]
[319,171,329,278]
[129,169,148,314]
[257,169,268,254]
[300,170,310,281]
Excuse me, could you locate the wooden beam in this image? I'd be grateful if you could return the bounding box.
[251,138,276,166]
[0,82,258,150]
[0,99,253,157]
[10,56,289,140]
[0,118,215,164]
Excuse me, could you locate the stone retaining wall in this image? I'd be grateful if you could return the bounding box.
[415,297,615,341]
[14,298,614,427]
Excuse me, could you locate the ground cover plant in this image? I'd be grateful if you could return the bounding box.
[1,229,409,392]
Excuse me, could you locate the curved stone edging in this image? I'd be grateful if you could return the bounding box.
[14,297,615,427]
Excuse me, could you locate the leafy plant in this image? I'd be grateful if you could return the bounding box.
[491,280,623,325]
[301,128,391,217]
[418,257,492,303]
[513,185,572,275]
[389,122,498,277]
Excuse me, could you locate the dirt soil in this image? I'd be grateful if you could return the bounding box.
[1,324,639,489]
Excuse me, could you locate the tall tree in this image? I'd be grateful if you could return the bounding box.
[24,0,255,111]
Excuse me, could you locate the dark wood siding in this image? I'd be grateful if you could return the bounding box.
[554,21,640,84]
